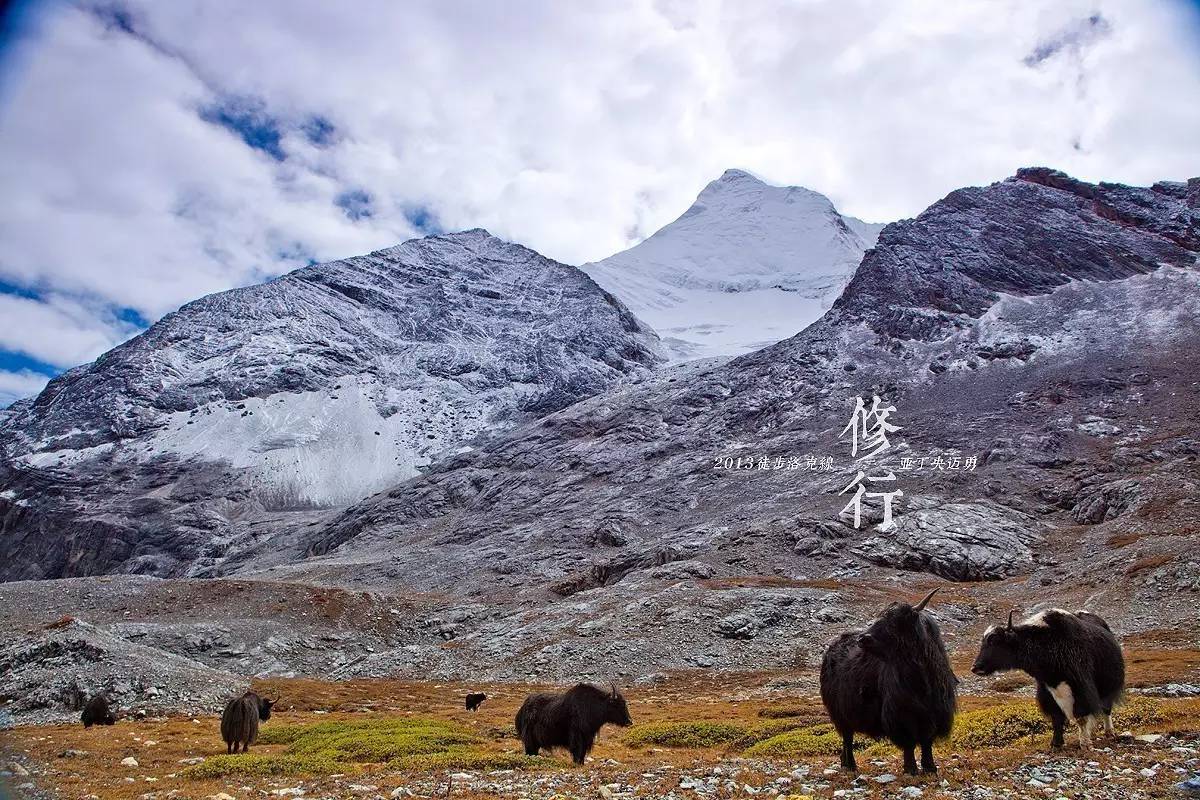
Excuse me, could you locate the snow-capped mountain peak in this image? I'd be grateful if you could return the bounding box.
[582,170,884,361]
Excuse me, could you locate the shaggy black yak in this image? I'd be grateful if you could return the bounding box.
[515,683,631,764]
[820,588,957,775]
[81,694,116,727]
[220,691,275,754]
[465,692,487,711]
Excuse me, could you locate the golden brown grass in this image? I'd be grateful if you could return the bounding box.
[4,665,1199,800]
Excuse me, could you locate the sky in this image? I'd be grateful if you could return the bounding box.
[0,0,1199,406]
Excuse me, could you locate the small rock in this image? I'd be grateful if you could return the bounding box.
[121,756,139,767]
[874,773,896,784]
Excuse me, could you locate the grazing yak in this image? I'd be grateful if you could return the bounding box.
[465,692,487,712]
[972,608,1124,749]
[81,694,117,727]
[220,691,276,754]
[820,588,957,775]
[515,683,632,764]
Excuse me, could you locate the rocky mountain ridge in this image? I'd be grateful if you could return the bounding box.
[0,167,1197,688]
[230,168,1200,679]
[0,229,661,579]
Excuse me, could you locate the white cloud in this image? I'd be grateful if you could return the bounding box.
[0,369,51,408]
[0,0,1197,395]
[0,292,137,367]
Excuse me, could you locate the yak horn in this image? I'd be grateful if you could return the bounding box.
[1007,609,1015,630]
[913,588,938,611]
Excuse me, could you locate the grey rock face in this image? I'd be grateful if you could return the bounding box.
[852,502,1040,581]
[0,230,661,580]
[833,168,1200,341]
[0,616,241,724]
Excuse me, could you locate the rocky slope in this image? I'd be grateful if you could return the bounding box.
[235,168,1200,680]
[0,168,1196,694]
[0,230,661,580]
[583,169,883,361]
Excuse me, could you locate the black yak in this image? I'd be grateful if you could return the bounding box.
[971,608,1124,750]
[515,683,632,764]
[819,588,957,775]
[80,694,116,728]
[465,692,487,712]
[220,691,275,754]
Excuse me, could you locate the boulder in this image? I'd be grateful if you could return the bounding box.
[853,502,1039,581]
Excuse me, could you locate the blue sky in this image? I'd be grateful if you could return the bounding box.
[1,0,1199,406]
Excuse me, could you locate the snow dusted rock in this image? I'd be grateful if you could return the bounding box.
[852,502,1040,581]
[584,169,882,361]
[0,230,660,579]
[259,168,1199,678]
[832,168,1200,341]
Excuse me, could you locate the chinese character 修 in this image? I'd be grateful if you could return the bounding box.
[840,396,902,458]
[838,471,904,531]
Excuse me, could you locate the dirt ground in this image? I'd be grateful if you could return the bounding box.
[2,654,1199,800]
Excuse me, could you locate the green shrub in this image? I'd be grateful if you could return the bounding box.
[731,718,810,749]
[1113,696,1166,728]
[757,706,809,719]
[624,721,748,748]
[180,754,348,779]
[742,723,846,757]
[951,703,1048,749]
[186,716,509,779]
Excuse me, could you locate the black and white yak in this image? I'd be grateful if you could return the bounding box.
[819,588,958,775]
[515,683,632,764]
[972,608,1124,749]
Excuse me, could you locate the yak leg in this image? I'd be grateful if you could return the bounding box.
[1102,711,1115,738]
[1076,714,1094,750]
[568,731,591,765]
[839,731,857,772]
[920,740,937,774]
[1036,682,1068,750]
[901,746,918,776]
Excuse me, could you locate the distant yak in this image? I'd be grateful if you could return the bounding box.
[972,608,1124,749]
[820,588,957,775]
[220,691,276,754]
[465,692,487,712]
[515,683,632,764]
[81,694,117,728]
